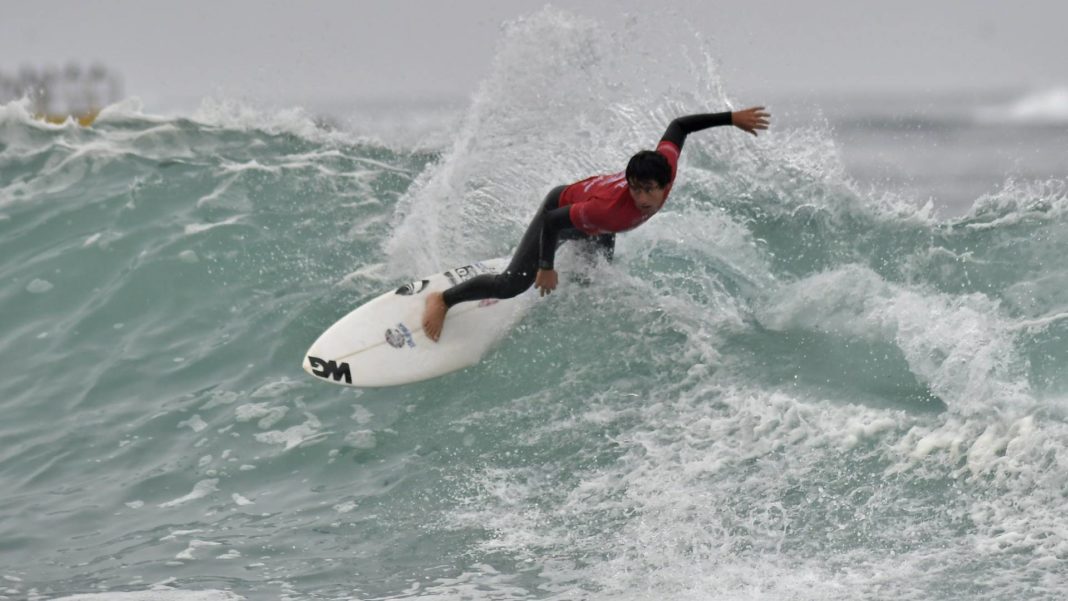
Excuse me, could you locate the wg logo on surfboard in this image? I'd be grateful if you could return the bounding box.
[307,356,352,384]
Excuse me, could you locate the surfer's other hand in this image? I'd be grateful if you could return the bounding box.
[732,106,770,136]
[535,269,558,297]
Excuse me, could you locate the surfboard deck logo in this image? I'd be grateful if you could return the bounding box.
[385,323,416,349]
[395,279,430,296]
[385,328,405,348]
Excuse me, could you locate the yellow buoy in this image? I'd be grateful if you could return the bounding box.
[35,108,100,127]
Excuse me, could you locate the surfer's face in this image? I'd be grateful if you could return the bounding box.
[629,178,667,216]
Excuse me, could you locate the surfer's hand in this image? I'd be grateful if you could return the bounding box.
[535,269,558,297]
[731,106,770,136]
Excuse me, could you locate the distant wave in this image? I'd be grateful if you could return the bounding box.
[975,85,1068,124]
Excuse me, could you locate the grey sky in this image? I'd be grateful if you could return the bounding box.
[3,0,1067,110]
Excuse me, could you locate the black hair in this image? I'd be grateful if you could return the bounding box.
[625,150,671,187]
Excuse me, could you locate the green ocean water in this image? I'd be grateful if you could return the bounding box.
[4,10,1068,601]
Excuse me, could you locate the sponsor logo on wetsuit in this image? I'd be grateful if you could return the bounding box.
[395,279,430,296]
[307,356,352,384]
[385,322,417,349]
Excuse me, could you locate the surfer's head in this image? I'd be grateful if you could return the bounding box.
[626,150,671,187]
[626,150,670,215]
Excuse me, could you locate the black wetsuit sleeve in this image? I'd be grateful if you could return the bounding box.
[660,111,733,152]
[538,205,575,270]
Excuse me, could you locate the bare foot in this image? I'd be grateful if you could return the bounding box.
[422,292,448,342]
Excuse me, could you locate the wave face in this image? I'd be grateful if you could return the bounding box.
[3,9,1068,601]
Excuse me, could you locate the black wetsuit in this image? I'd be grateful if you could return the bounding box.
[442,111,733,308]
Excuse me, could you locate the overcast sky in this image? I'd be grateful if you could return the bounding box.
[3,0,1067,110]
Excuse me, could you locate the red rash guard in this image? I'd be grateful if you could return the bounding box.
[559,140,681,235]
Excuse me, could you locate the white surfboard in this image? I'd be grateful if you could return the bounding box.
[302,257,534,387]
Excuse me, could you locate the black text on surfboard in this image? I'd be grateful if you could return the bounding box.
[444,263,494,287]
[307,356,352,384]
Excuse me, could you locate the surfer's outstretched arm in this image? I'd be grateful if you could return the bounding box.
[660,107,770,151]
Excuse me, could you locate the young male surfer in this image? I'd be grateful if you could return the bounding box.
[423,106,771,342]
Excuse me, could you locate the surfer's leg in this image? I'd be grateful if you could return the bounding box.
[423,186,565,341]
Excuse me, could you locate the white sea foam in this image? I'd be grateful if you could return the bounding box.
[333,501,357,514]
[450,367,1068,598]
[234,402,288,429]
[158,479,219,508]
[351,404,373,425]
[231,493,254,506]
[184,215,244,235]
[190,98,330,141]
[178,415,208,433]
[344,430,376,449]
[26,279,54,294]
[175,539,221,560]
[160,529,202,542]
[199,390,240,410]
[94,97,172,124]
[254,413,327,450]
[248,377,302,399]
[195,174,252,213]
[218,159,279,174]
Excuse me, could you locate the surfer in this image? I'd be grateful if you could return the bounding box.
[423,106,771,342]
